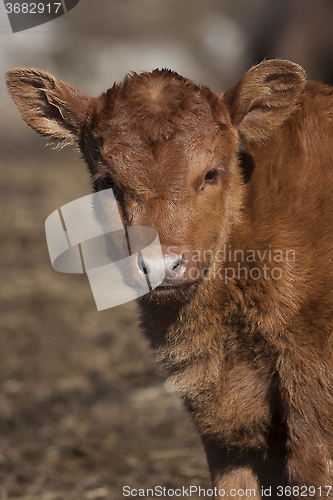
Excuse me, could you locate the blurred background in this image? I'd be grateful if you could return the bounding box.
[1,0,333,498]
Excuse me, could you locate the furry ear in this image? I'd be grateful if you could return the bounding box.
[223,59,306,143]
[6,68,93,145]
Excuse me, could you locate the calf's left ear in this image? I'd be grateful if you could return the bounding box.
[224,59,306,143]
[6,68,93,146]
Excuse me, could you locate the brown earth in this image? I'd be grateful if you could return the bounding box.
[0,148,210,499]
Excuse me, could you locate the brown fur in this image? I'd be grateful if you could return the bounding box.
[6,60,333,498]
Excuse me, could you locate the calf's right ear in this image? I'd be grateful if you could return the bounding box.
[224,59,306,143]
[6,68,93,146]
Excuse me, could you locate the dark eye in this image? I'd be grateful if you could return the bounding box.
[205,169,218,182]
[102,175,114,189]
[200,168,219,190]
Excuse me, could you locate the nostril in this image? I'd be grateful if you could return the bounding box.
[172,253,186,271]
[137,251,186,282]
[166,253,186,281]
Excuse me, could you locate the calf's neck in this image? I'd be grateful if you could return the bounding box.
[6,59,333,498]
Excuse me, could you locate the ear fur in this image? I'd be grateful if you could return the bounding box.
[224,59,306,143]
[6,68,92,145]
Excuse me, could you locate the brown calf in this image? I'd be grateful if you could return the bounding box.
[6,59,333,498]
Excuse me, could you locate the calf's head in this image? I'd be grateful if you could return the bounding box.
[6,60,305,299]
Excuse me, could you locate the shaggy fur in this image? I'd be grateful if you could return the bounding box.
[6,59,333,498]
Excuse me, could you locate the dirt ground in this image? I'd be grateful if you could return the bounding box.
[0,147,210,499]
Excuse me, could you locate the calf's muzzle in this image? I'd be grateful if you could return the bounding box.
[137,247,187,287]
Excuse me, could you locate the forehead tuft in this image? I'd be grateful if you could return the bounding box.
[98,69,218,142]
